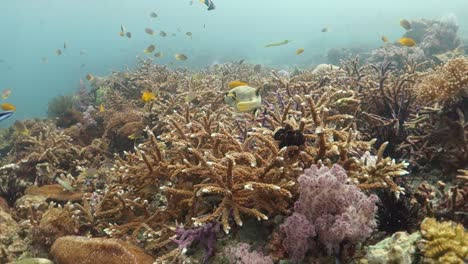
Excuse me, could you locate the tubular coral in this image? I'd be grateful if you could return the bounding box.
[416,57,468,107]
[282,164,378,257]
[420,218,467,263]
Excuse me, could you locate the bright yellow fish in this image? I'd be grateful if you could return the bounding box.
[1,102,16,111]
[228,80,248,89]
[99,104,105,112]
[296,48,305,55]
[398,37,416,47]
[141,91,156,102]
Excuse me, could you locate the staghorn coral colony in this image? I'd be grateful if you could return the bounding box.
[0,19,467,264]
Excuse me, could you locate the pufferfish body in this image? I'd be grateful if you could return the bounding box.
[223,85,261,113]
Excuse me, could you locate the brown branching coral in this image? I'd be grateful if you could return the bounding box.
[419,218,467,264]
[416,57,468,107]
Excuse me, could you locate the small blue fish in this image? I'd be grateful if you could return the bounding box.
[199,0,215,10]
[0,111,14,122]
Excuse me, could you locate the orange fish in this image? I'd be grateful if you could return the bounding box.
[141,91,156,102]
[1,102,16,111]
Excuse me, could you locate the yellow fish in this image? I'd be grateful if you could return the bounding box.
[381,35,388,42]
[128,132,143,140]
[119,31,125,37]
[13,120,29,135]
[86,73,94,81]
[224,86,261,113]
[265,40,291,47]
[400,19,411,30]
[144,44,156,54]
[141,91,156,102]
[398,37,416,47]
[174,53,188,61]
[296,48,304,55]
[228,80,248,89]
[1,102,16,111]
[99,104,105,112]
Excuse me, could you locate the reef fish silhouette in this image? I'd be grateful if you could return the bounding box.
[0,111,14,122]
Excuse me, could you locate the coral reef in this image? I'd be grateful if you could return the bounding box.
[419,218,467,263]
[0,54,467,263]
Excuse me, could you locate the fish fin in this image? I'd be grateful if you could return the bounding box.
[236,101,258,112]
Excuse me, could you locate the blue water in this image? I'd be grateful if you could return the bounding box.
[1,0,467,124]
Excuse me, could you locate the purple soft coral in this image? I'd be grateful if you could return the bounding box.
[171,222,220,263]
[281,164,378,260]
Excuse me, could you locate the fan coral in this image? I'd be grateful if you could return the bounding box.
[223,243,273,264]
[47,95,76,118]
[416,57,468,107]
[282,164,378,258]
[419,218,467,263]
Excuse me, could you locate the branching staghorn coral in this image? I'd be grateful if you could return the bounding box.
[420,218,467,263]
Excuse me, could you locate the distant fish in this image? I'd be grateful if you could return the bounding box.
[400,19,411,30]
[199,0,215,10]
[1,103,16,111]
[144,44,156,54]
[41,57,48,63]
[228,80,248,89]
[145,28,155,35]
[296,48,305,55]
[154,51,163,58]
[126,32,132,38]
[0,111,14,122]
[190,0,194,5]
[174,53,188,61]
[186,32,192,39]
[265,40,291,47]
[150,12,158,18]
[381,35,389,42]
[2,89,12,99]
[321,27,329,32]
[398,37,416,47]
[119,25,126,37]
[56,49,62,56]
[63,42,67,49]
[86,73,94,81]
[184,90,197,103]
[80,49,87,55]
[99,104,105,112]
[160,31,167,37]
[141,91,156,102]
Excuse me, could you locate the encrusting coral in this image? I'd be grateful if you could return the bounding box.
[419,218,467,263]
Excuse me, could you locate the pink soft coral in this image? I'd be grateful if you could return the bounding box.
[282,164,378,259]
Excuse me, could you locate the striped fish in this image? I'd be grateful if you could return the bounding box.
[0,111,14,122]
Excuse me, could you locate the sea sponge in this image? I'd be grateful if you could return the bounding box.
[420,218,467,263]
[416,57,468,106]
